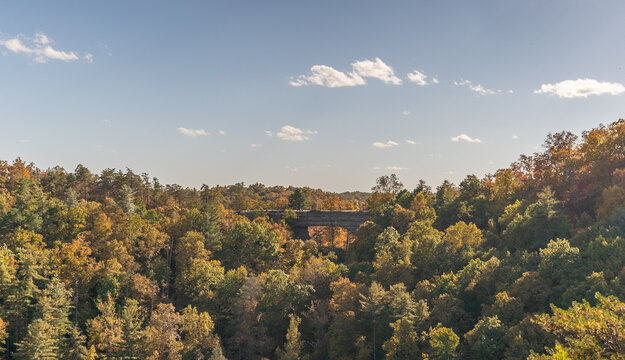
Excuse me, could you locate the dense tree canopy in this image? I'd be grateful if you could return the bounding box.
[1,120,625,358]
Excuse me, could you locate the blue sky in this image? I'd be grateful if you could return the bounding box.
[1,1,625,192]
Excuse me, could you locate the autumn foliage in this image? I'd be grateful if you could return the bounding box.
[1,120,625,358]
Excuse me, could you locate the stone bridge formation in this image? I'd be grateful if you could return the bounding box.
[238,210,370,239]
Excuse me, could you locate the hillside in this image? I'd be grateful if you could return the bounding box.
[1,120,625,359]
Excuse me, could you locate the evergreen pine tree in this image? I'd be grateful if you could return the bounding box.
[121,299,145,359]
[65,188,79,208]
[14,319,59,360]
[288,189,309,210]
[276,314,305,360]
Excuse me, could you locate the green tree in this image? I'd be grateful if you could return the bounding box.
[538,239,580,301]
[288,189,309,210]
[14,319,59,360]
[428,326,459,360]
[387,283,428,326]
[120,299,145,359]
[221,216,284,272]
[501,188,570,251]
[382,318,420,360]
[532,293,625,359]
[0,177,47,233]
[276,314,305,360]
[175,231,225,307]
[442,221,484,251]
[37,277,86,359]
[465,316,507,360]
[359,282,389,360]
[372,174,403,195]
[181,305,218,360]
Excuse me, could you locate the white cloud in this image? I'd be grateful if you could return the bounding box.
[512,135,519,139]
[289,65,365,88]
[3,38,31,53]
[85,53,94,63]
[264,130,273,137]
[178,127,209,137]
[285,165,300,172]
[405,139,417,144]
[0,33,80,63]
[218,130,226,135]
[352,58,402,85]
[454,79,502,95]
[402,110,410,116]
[290,58,401,87]
[451,134,482,143]
[407,70,430,86]
[534,78,625,98]
[276,125,317,141]
[373,165,407,171]
[251,143,261,148]
[372,140,399,148]
[432,78,439,84]
[34,33,50,45]
[469,84,496,95]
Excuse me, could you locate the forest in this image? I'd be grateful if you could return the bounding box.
[2,119,625,359]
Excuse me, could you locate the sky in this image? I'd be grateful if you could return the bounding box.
[1,1,625,192]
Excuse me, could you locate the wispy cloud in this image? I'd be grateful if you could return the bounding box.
[218,130,226,135]
[454,79,505,95]
[0,32,80,63]
[84,53,94,63]
[264,130,273,137]
[290,58,401,87]
[374,165,408,171]
[178,127,209,137]
[402,110,410,116]
[405,139,418,145]
[407,69,436,86]
[534,78,625,98]
[372,140,399,148]
[451,134,482,143]
[251,143,262,148]
[276,125,317,141]
[285,165,301,172]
